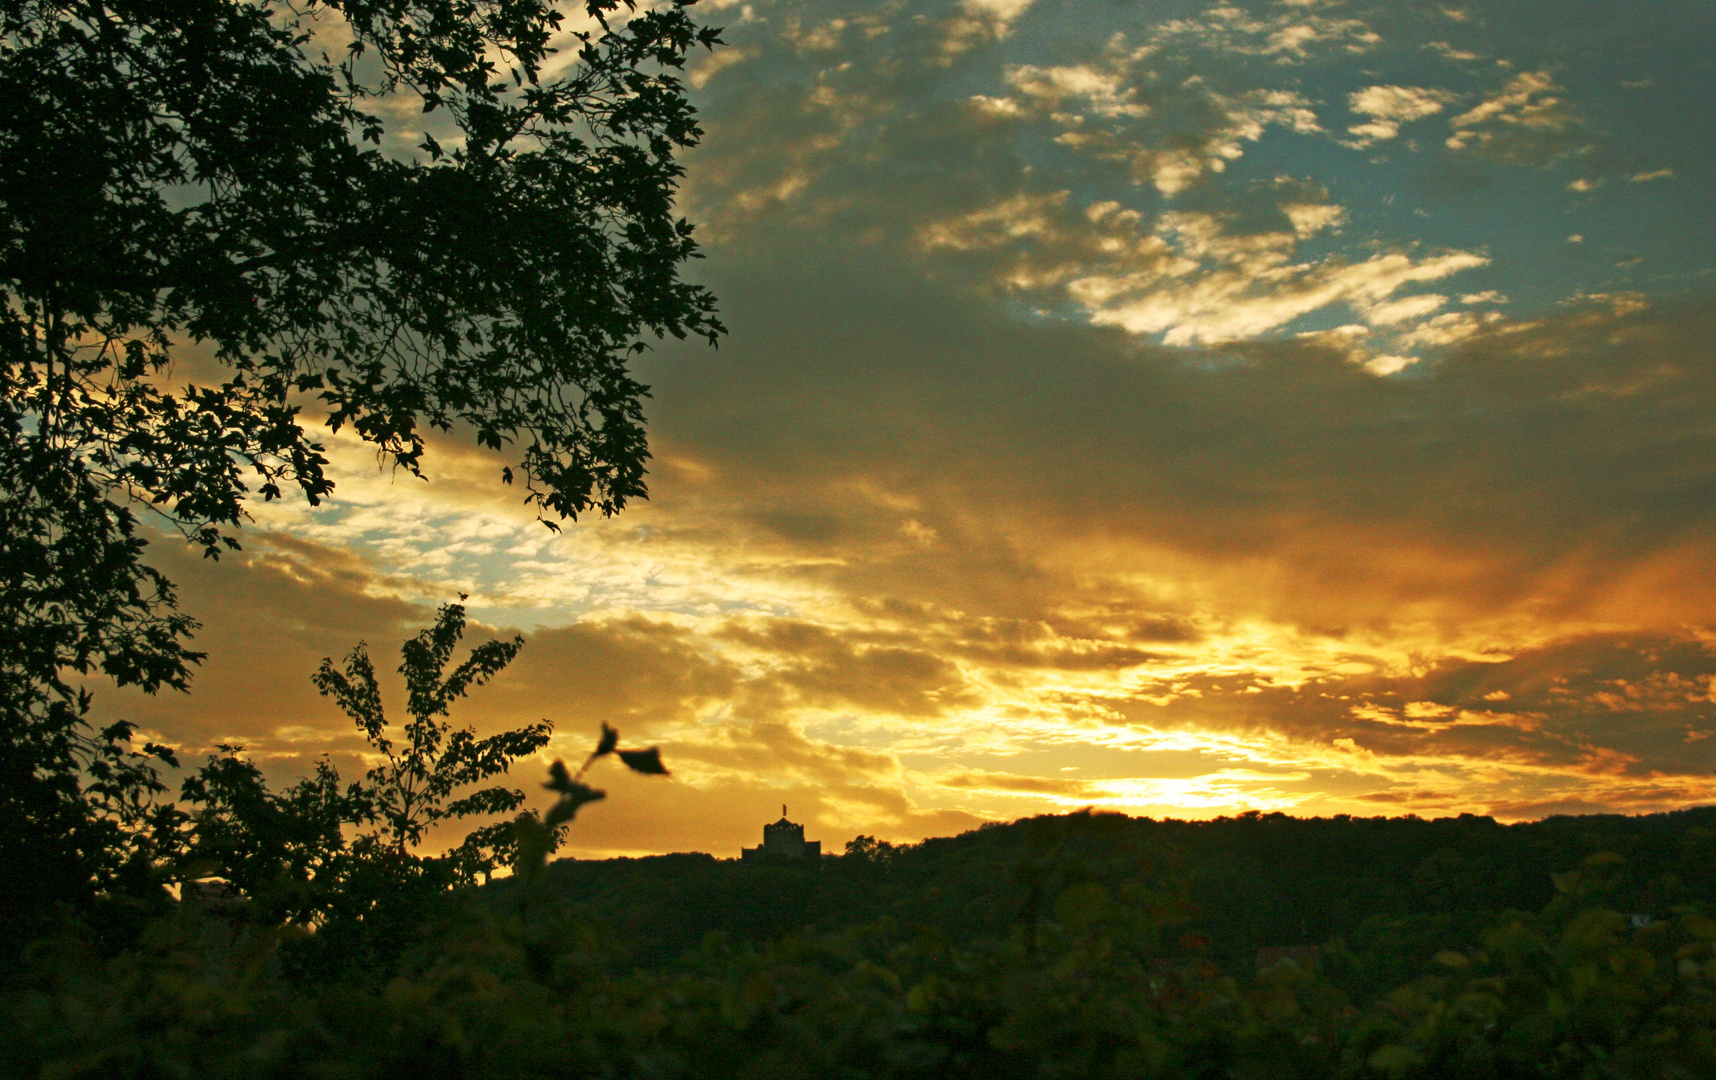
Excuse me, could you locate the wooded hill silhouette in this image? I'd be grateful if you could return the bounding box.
[529,805,1716,982]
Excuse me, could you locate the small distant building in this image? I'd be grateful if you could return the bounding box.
[742,806,821,860]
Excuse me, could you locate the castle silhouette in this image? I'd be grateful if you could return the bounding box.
[741,804,821,860]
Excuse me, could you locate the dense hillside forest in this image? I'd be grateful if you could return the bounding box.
[532,807,1716,983]
[13,801,1716,1078]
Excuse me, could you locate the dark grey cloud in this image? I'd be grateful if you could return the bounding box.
[647,249,1716,630]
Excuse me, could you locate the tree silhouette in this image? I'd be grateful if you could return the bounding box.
[176,747,357,924]
[312,598,550,879]
[0,0,722,923]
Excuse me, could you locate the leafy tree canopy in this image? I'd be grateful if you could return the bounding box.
[0,0,721,917]
[311,597,548,868]
[169,600,669,975]
[1,0,722,693]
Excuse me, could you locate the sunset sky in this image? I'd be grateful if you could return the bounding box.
[100,0,1716,858]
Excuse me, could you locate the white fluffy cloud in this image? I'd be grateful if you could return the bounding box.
[962,0,1037,35]
[1344,84,1453,145]
[1072,239,1487,346]
[1446,71,1584,163]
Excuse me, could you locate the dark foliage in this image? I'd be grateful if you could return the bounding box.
[4,0,723,553]
[7,807,1716,1079]
[534,807,1716,976]
[310,598,550,870]
[168,600,587,981]
[0,0,722,938]
[0,424,191,955]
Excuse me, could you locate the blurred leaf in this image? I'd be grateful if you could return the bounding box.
[596,723,619,758]
[547,760,576,793]
[617,747,669,775]
[544,781,606,829]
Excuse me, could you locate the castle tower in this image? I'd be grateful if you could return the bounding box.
[741,805,822,860]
